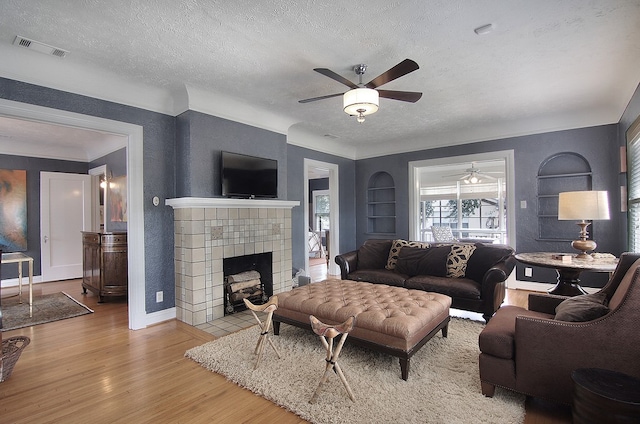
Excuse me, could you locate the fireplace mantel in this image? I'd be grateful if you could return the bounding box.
[166,197,299,209]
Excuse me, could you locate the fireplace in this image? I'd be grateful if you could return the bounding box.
[167,197,298,326]
[223,252,273,314]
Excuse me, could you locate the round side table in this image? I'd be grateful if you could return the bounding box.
[572,368,640,423]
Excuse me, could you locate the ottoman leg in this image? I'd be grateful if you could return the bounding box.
[400,358,410,381]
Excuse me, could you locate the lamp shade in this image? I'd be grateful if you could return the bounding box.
[343,88,379,116]
[558,191,610,220]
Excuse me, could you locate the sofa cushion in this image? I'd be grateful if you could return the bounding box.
[347,269,408,287]
[479,305,553,359]
[385,239,430,270]
[446,244,477,278]
[405,275,481,299]
[554,292,610,322]
[395,246,450,277]
[356,239,393,270]
[465,244,514,283]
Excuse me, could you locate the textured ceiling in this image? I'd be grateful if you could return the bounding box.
[0,0,639,159]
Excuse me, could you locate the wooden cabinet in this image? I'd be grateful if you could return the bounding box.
[82,232,128,302]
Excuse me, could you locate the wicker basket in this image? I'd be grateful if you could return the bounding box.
[1,336,30,382]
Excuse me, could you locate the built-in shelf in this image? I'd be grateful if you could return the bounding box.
[367,172,396,234]
[537,153,592,240]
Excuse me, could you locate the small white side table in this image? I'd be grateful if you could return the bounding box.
[1,252,34,305]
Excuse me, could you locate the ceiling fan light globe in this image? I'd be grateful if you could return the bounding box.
[344,88,379,116]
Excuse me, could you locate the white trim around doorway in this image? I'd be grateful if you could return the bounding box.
[304,159,340,277]
[0,98,147,330]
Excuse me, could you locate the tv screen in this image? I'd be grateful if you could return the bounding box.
[221,151,278,198]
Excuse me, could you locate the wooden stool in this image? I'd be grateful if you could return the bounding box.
[243,296,281,370]
[309,315,356,404]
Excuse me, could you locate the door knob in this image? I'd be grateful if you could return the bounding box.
[43,235,49,243]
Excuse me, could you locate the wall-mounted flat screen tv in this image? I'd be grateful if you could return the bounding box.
[221,151,278,199]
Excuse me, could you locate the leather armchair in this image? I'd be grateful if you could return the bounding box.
[478,253,640,404]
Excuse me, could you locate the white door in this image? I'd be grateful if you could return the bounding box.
[40,171,92,281]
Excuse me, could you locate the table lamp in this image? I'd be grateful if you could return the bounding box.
[558,190,610,260]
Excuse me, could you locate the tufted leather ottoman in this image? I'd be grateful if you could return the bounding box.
[273,280,451,380]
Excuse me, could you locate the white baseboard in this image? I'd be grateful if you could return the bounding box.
[145,307,176,326]
[1,275,44,287]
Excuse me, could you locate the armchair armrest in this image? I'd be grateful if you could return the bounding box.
[527,293,568,315]
[335,250,358,280]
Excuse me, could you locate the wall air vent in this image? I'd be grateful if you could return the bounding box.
[13,35,69,58]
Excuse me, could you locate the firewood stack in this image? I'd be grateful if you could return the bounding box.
[224,270,263,314]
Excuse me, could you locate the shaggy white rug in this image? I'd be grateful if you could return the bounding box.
[185,317,525,424]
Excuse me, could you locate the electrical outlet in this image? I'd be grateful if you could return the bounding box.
[524,267,533,277]
[156,291,163,303]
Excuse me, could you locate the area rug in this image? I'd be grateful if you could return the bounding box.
[186,317,525,424]
[1,292,93,331]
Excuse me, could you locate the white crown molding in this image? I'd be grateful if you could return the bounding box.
[0,45,175,115]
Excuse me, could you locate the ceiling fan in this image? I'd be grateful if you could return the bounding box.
[299,58,422,123]
[443,163,503,184]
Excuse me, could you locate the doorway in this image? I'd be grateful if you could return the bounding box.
[0,98,145,329]
[304,159,340,278]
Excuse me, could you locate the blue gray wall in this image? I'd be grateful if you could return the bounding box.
[175,110,287,199]
[2,73,639,305]
[0,154,88,278]
[356,124,623,287]
[0,77,176,313]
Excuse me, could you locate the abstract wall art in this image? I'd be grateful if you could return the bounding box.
[109,175,127,223]
[0,169,27,251]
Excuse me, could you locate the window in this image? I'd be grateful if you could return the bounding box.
[418,179,506,242]
[312,190,330,231]
[627,115,640,252]
[409,151,515,247]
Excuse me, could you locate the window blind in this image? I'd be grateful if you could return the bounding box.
[627,115,640,252]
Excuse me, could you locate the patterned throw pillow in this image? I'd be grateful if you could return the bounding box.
[446,244,477,278]
[386,239,430,270]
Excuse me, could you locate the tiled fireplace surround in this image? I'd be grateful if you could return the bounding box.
[167,197,299,326]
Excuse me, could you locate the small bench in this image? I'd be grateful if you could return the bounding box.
[272,280,451,380]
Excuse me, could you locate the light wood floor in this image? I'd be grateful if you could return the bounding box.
[0,274,571,423]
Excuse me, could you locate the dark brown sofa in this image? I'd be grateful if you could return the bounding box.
[335,239,516,322]
[478,252,640,404]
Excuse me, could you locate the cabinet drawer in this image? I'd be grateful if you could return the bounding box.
[82,233,100,244]
[101,233,127,244]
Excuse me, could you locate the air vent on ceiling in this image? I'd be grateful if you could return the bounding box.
[13,35,69,58]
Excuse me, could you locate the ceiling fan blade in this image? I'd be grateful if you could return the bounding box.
[365,59,420,89]
[298,93,344,103]
[377,90,422,103]
[313,68,359,89]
